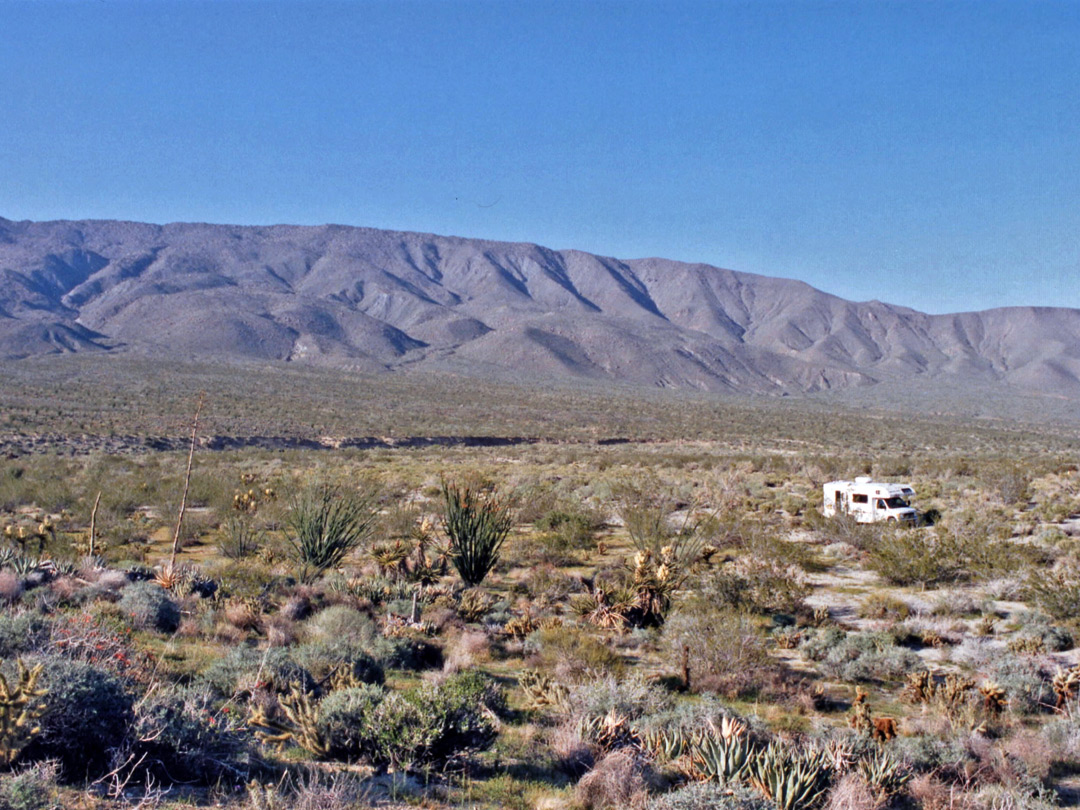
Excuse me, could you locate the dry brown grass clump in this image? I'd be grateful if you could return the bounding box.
[575,748,659,810]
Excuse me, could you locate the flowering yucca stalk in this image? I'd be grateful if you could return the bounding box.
[442,482,513,587]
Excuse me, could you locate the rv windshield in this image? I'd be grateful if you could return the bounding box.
[882,497,909,509]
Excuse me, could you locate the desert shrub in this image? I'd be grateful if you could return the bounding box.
[662,601,773,696]
[292,640,384,687]
[117,581,180,632]
[695,559,808,615]
[130,685,254,786]
[443,481,514,587]
[318,670,504,770]
[316,683,387,760]
[521,504,602,564]
[22,657,133,778]
[285,483,380,582]
[527,627,625,680]
[305,605,379,645]
[1024,564,1080,621]
[218,515,263,560]
[891,733,969,773]
[520,564,583,605]
[983,465,1032,506]
[567,674,673,725]
[865,530,965,587]
[536,505,601,541]
[806,630,920,683]
[198,647,315,698]
[858,593,911,621]
[1011,611,1074,652]
[987,654,1053,714]
[647,782,771,810]
[0,613,49,658]
[800,627,847,661]
[0,760,59,810]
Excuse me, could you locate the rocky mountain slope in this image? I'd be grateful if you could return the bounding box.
[1,216,1078,396]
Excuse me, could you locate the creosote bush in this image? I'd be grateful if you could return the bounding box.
[314,670,505,771]
[22,656,133,779]
[118,581,180,632]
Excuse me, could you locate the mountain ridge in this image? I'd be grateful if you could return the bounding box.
[1,216,1078,397]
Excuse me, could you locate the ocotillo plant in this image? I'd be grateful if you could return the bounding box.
[442,482,513,587]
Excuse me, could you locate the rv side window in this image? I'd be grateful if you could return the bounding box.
[851,494,868,504]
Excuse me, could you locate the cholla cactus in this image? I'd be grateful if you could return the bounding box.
[979,680,1007,715]
[903,670,936,704]
[518,669,568,710]
[939,674,975,712]
[0,659,48,768]
[848,687,873,736]
[248,686,329,758]
[1052,664,1080,708]
[503,613,536,638]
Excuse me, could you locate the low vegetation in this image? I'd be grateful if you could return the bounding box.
[0,365,1078,808]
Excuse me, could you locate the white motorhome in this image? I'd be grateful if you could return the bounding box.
[823,477,917,524]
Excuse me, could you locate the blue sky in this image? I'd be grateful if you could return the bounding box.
[1,0,1078,314]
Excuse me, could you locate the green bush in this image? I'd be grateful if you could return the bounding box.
[695,559,808,616]
[0,760,59,810]
[131,686,255,786]
[315,683,386,760]
[118,581,180,632]
[865,530,965,588]
[527,627,625,679]
[1025,565,1080,621]
[23,657,133,778]
[317,671,504,771]
[199,647,315,698]
[803,630,920,684]
[0,613,49,658]
[292,640,385,687]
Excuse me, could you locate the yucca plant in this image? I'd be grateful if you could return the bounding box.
[749,742,833,810]
[286,483,380,582]
[442,482,513,587]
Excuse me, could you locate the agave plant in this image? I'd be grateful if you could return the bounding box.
[641,727,692,763]
[9,554,41,576]
[691,717,754,785]
[749,742,833,810]
[858,748,910,800]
